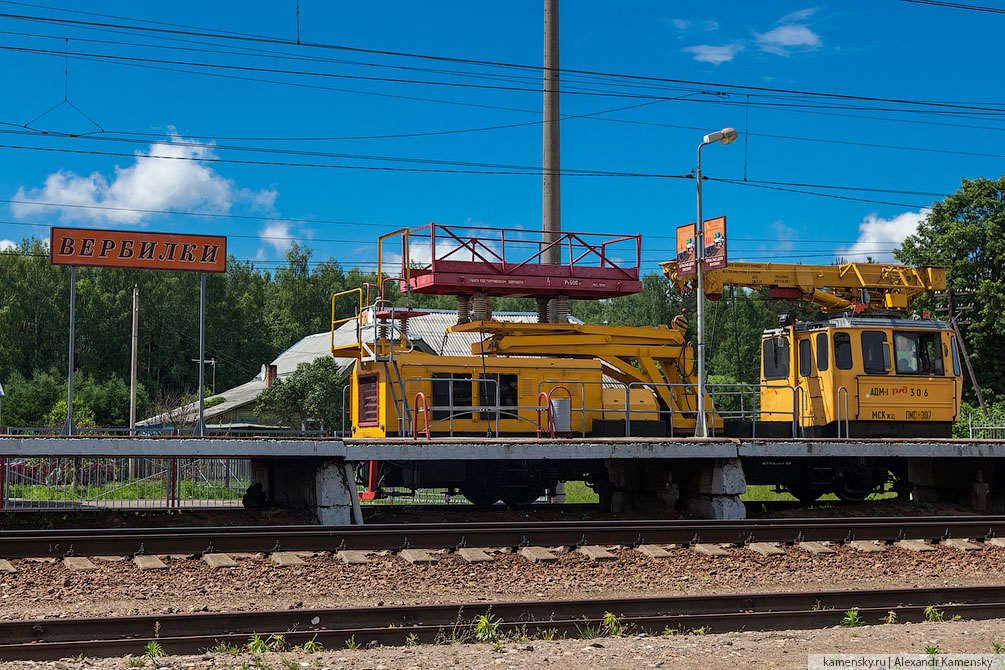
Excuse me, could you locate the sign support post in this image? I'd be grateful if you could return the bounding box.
[195,272,207,437]
[49,227,226,436]
[63,266,77,436]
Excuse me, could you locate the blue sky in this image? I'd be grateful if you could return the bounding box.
[0,1,1001,275]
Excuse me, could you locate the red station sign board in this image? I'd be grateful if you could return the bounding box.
[49,227,227,273]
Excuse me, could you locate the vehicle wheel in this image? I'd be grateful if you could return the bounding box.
[500,487,545,509]
[787,485,822,503]
[834,484,873,503]
[460,485,500,507]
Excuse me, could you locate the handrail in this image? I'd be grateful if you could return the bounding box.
[331,287,363,355]
[536,391,555,438]
[376,227,411,301]
[406,224,641,278]
[412,392,431,440]
[837,386,850,438]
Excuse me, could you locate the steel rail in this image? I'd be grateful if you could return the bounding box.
[1,585,1003,660]
[3,516,1005,558]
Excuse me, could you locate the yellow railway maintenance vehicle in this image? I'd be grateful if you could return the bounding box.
[660,260,961,439]
[332,224,961,506]
[661,259,962,502]
[332,225,719,506]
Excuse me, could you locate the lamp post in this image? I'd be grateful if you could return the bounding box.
[0,382,5,433]
[695,127,738,438]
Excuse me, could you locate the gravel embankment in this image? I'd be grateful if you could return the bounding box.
[3,542,1004,620]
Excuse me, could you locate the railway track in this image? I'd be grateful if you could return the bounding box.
[2,515,1005,558]
[1,585,1003,660]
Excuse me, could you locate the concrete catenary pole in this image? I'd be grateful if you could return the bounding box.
[542,0,567,322]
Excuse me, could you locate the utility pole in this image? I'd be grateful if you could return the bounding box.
[542,0,567,323]
[129,284,138,479]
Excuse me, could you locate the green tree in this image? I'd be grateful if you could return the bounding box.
[43,399,97,429]
[897,176,1005,403]
[254,357,346,431]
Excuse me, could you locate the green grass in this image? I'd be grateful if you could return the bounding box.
[562,481,599,503]
[740,484,896,503]
[7,479,247,502]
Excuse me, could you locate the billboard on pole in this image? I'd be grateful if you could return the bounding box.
[703,216,727,271]
[50,227,227,273]
[675,223,696,275]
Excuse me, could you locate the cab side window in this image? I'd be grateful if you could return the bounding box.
[834,332,853,370]
[762,337,789,380]
[799,339,814,377]
[816,332,829,371]
[861,331,890,375]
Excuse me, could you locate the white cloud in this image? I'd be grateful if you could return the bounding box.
[669,18,691,30]
[754,24,822,55]
[837,209,929,263]
[778,8,818,23]
[704,20,720,31]
[260,221,292,254]
[11,133,275,224]
[0,239,15,251]
[771,220,797,254]
[683,42,744,65]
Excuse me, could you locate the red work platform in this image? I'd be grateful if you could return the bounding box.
[405,224,642,299]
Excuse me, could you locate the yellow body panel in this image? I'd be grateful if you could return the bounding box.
[759,323,962,428]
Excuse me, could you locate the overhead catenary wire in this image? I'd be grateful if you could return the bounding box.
[3,8,1005,114]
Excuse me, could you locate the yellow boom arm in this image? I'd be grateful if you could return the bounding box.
[660,260,946,314]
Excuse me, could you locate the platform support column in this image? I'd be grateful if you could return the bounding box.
[678,458,746,520]
[316,461,353,526]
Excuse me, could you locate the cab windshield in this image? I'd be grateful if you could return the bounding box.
[893,331,944,376]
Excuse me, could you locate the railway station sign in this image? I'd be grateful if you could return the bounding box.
[50,227,227,273]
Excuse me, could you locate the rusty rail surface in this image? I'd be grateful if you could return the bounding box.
[1,585,1003,660]
[3,516,1005,558]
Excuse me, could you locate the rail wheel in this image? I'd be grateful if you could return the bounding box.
[787,485,823,503]
[500,487,545,509]
[834,484,874,503]
[460,484,500,507]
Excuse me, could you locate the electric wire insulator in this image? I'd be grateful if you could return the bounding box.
[472,292,490,321]
[398,316,409,340]
[554,294,569,323]
[456,294,471,325]
[536,297,549,323]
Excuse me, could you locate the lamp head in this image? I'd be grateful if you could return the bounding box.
[0,382,4,398]
[703,127,739,145]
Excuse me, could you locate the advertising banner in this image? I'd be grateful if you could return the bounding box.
[703,216,727,271]
[50,227,227,273]
[675,223,697,275]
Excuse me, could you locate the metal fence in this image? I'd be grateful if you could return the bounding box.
[969,415,1005,439]
[0,456,249,510]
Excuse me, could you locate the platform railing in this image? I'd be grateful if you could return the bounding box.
[0,456,249,511]
[407,223,641,279]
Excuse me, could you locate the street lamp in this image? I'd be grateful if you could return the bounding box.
[695,127,738,438]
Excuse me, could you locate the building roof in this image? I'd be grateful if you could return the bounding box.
[138,309,569,427]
